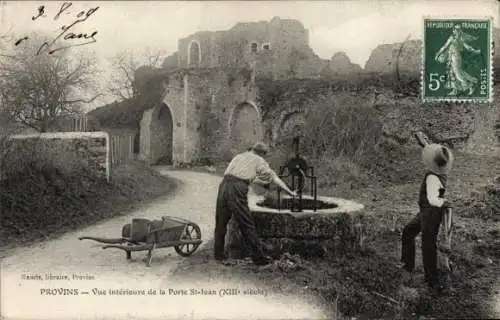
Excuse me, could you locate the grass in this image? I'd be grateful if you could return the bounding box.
[0,143,178,257]
[172,146,500,319]
[2,73,497,318]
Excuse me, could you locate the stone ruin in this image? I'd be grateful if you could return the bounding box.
[225,137,367,259]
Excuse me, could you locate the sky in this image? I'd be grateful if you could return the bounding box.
[1,0,498,109]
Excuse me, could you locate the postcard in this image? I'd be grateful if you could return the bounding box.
[0,1,499,319]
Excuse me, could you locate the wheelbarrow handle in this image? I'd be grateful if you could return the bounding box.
[79,236,129,244]
[102,244,154,252]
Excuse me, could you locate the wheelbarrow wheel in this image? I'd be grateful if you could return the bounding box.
[174,223,202,257]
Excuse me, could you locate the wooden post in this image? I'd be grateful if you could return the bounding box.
[438,207,453,272]
[415,131,430,147]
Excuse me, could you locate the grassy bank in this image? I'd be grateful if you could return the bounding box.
[171,87,499,319]
[0,141,178,255]
[173,151,499,319]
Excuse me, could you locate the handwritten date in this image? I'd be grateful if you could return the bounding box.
[16,2,99,55]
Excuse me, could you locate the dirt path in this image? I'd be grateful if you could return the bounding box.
[1,169,328,320]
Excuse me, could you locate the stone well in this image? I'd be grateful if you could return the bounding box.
[225,137,367,259]
[225,189,366,259]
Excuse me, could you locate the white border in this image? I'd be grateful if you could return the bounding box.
[421,16,494,104]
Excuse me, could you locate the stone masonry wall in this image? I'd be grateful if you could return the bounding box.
[159,68,259,164]
[257,79,495,151]
[177,17,311,80]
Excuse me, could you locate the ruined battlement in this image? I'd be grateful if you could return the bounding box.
[174,17,313,79]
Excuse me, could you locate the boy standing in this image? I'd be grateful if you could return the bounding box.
[400,142,453,290]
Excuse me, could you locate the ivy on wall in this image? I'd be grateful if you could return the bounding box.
[90,69,171,129]
[255,73,421,120]
[227,67,253,87]
[92,67,435,136]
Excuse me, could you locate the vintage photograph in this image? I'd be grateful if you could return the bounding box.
[0,1,499,319]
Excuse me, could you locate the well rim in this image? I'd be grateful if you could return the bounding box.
[248,193,365,218]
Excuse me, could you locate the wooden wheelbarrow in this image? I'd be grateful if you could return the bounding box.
[79,216,202,266]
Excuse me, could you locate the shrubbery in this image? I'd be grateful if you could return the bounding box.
[255,73,430,190]
[299,93,383,189]
[0,139,176,247]
[2,138,98,179]
[265,90,422,191]
[457,182,500,221]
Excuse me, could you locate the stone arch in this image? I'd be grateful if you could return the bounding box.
[281,112,305,137]
[272,108,306,144]
[149,103,174,164]
[228,101,263,152]
[133,131,140,154]
[187,40,201,67]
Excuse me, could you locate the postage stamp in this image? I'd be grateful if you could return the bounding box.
[422,18,493,103]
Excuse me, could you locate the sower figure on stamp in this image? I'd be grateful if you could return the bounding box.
[214,142,297,265]
[435,24,481,96]
[400,135,453,292]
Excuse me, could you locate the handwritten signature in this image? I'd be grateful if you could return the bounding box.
[15,2,99,55]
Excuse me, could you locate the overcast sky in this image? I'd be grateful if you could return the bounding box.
[1,0,498,109]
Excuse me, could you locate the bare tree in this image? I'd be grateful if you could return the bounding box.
[107,47,167,101]
[394,34,412,86]
[0,33,102,132]
[0,29,20,176]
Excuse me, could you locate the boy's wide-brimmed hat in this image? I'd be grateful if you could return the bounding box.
[251,142,269,155]
[421,143,453,175]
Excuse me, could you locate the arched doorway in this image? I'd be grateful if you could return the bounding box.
[279,112,305,143]
[151,103,173,165]
[133,131,140,154]
[229,102,263,152]
[188,40,201,67]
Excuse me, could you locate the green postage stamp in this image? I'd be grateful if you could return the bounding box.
[422,18,493,103]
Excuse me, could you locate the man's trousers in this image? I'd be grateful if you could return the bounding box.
[213,175,266,262]
[401,207,443,285]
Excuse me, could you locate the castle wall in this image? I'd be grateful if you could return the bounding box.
[229,101,263,153]
[139,108,154,163]
[159,68,259,164]
[161,73,185,165]
[149,104,173,164]
[176,17,311,79]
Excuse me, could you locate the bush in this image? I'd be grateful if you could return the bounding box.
[301,93,383,161]
[269,93,382,188]
[266,146,290,172]
[360,138,422,185]
[2,139,91,178]
[456,183,500,221]
[263,90,425,188]
[310,154,369,190]
[0,136,176,247]
[2,138,96,179]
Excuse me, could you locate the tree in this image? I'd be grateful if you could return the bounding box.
[107,47,167,101]
[0,33,102,132]
[0,30,22,175]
